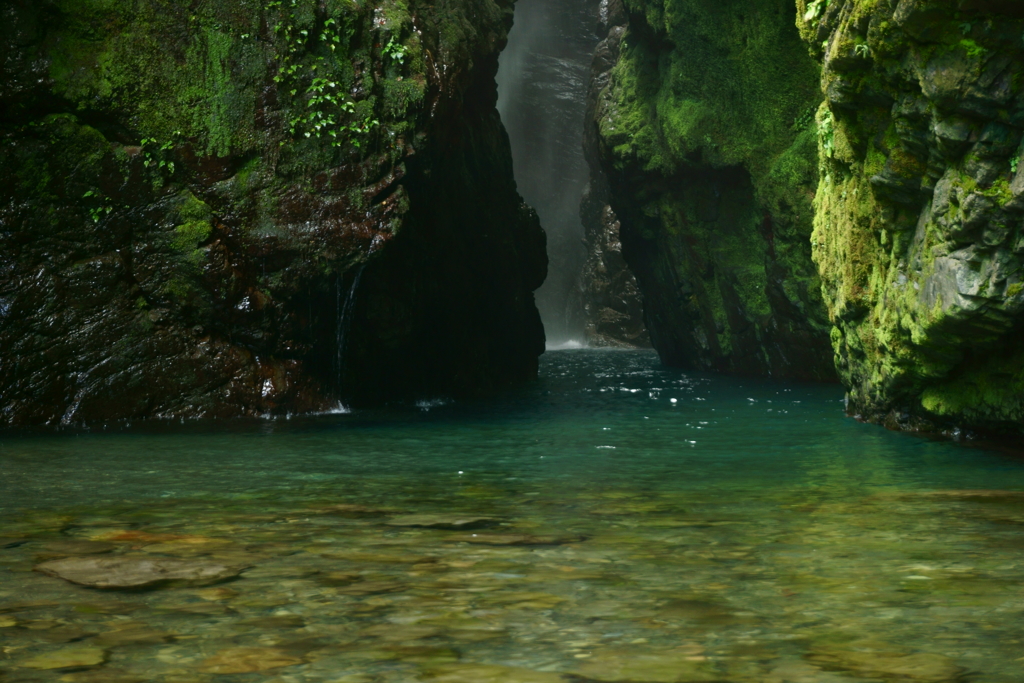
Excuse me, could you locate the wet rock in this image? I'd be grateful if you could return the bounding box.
[57,669,147,683]
[57,671,146,679]
[808,647,964,682]
[589,0,832,379]
[420,664,565,683]
[446,533,585,546]
[336,580,407,596]
[35,540,117,558]
[35,555,245,589]
[17,646,107,670]
[359,624,444,641]
[570,649,721,682]
[0,0,546,426]
[95,625,175,646]
[197,647,304,674]
[386,515,501,530]
[241,615,306,629]
[319,571,363,586]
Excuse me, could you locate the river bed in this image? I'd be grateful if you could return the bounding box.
[1,350,1022,682]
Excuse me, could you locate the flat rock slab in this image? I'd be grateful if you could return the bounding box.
[35,555,244,590]
[18,645,107,670]
[386,514,500,530]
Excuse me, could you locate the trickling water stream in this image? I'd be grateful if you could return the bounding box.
[497,0,600,347]
[335,266,365,393]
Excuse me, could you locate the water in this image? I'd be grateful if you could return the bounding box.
[1,350,1023,681]
[497,0,600,346]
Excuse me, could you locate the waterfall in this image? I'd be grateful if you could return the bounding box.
[496,0,600,348]
[334,265,365,392]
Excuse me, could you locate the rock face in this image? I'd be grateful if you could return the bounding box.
[0,0,546,425]
[800,0,1024,435]
[588,0,835,378]
[574,0,650,349]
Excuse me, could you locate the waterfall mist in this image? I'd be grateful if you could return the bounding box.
[497,0,599,347]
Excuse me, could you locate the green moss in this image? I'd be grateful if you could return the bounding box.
[172,194,213,265]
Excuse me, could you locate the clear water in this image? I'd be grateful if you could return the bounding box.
[2,350,1023,682]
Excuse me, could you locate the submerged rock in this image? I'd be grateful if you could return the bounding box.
[808,647,964,682]
[419,664,565,683]
[17,646,107,670]
[446,533,584,546]
[570,648,720,683]
[34,555,244,589]
[197,647,304,674]
[386,514,501,530]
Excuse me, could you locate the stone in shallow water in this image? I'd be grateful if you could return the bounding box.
[808,650,964,682]
[18,646,107,670]
[95,625,175,646]
[386,514,500,530]
[446,533,584,546]
[58,668,146,683]
[310,503,394,516]
[337,580,408,595]
[197,647,304,674]
[420,664,564,683]
[34,555,244,589]
[570,650,721,683]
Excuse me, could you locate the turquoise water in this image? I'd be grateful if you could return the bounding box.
[1,350,1023,682]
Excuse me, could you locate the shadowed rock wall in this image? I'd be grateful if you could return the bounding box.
[574,0,650,349]
[588,0,835,379]
[0,0,546,425]
[800,0,1024,436]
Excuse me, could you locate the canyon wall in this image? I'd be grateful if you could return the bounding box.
[802,0,1024,435]
[0,0,546,424]
[588,0,1024,436]
[589,0,835,379]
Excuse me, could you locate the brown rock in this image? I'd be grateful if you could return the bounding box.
[197,647,304,674]
[35,555,245,589]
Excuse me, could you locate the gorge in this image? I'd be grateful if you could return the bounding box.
[2,0,1024,680]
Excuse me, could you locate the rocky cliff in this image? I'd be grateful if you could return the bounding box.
[802,0,1024,436]
[589,0,835,379]
[573,0,648,349]
[0,0,546,425]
